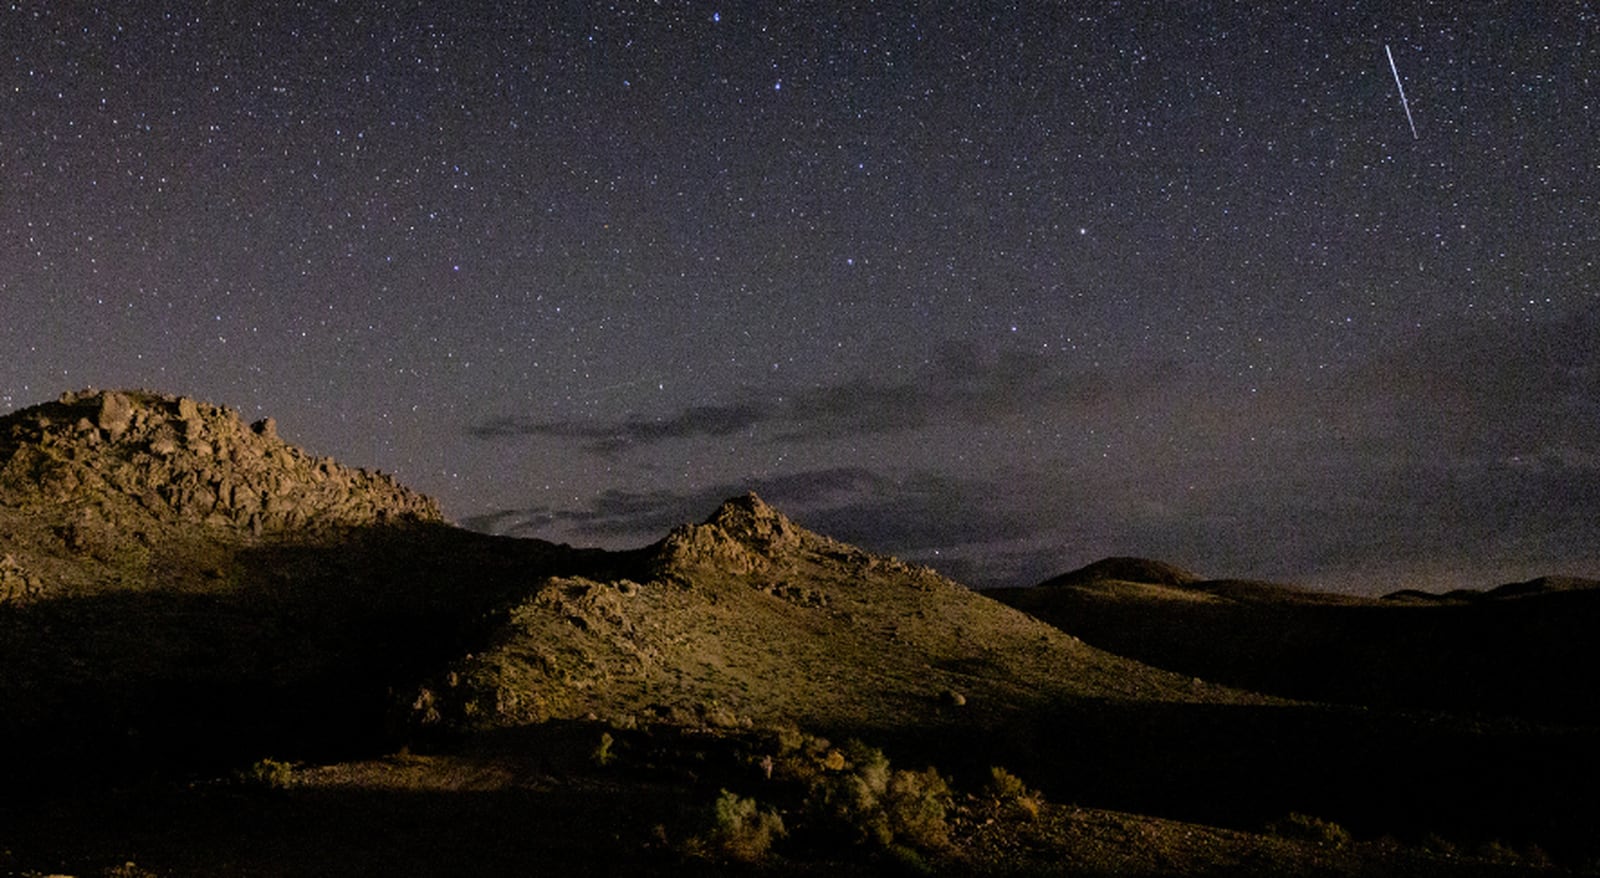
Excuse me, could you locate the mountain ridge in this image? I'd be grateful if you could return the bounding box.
[4,390,1598,875]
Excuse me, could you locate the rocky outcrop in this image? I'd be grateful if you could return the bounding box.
[651,492,811,575]
[0,389,441,536]
[650,492,944,589]
[0,552,44,604]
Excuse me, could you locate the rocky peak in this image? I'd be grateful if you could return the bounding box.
[652,492,821,575]
[0,389,442,536]
[703,492,805,551]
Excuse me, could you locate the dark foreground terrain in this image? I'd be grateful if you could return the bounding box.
[2,391,1595,876]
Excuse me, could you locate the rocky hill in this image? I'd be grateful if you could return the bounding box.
[1,388,438,534]
[1,396,1248,796]
[406,493,1247,740]
[0,389,442,606]
[0,390,578,793]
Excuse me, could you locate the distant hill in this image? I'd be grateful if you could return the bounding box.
[1382,576,1600,603]
[1039,556,1202,588]
[1033,556,1351,606]
[1487,574,1600,598]
[993,558,1600,725]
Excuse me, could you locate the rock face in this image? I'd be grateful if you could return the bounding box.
[0,389,441,535]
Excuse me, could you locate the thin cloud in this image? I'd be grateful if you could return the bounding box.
[469,343,1180,453]
[470,401,771,453]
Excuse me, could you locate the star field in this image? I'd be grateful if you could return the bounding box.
[3,2,1597,592]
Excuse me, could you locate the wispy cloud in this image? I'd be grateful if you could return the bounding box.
[469,343,1179,454]
[471,401,770,453]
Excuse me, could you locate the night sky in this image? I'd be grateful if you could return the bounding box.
[4,2,1597,593]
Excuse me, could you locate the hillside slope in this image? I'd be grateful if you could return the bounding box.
[406,493,1250,739]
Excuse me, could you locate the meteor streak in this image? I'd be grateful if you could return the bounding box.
[1385,44,1419,140]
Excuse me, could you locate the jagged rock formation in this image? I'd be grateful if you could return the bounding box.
[652,491,932,584]
[652,491,813,574]
[0,388,440,536]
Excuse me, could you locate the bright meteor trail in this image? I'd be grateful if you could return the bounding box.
[1385,44,1419,140]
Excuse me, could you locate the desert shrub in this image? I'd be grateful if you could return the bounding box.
[591,731,616,767]
[1269,812,1351,849]
[701,789,785,862]
[806,742,951,852]
[766,726,840,787]
[807,742,892,846]
[883,767,952,849]
[986,765,1030,800]
[845,740,891,793]
[235,757,294,790]
[985,765,1044,820]
[698,700,741,729]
